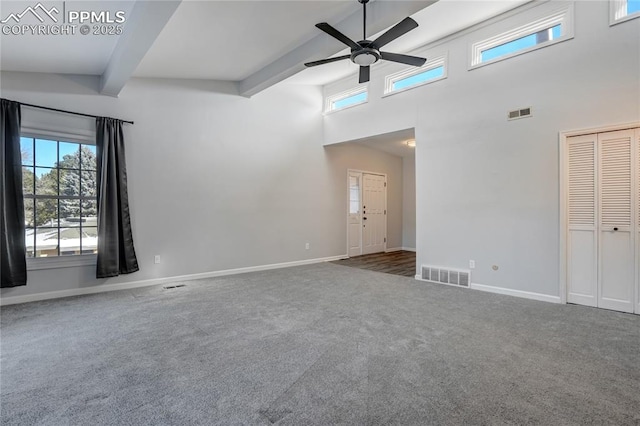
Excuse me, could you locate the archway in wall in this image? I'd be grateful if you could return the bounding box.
[324,128,417,278]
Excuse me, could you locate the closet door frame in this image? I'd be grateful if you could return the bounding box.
[559,122,640,313]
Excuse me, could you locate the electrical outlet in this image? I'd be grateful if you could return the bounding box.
[305,243,310,250]
[154,255,161,264]
[469,260,475,269]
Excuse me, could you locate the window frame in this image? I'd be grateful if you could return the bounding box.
[20,127,98,270]
[610,0,640,25]
[469,5,574,70]
[324,86,368,114]
[383,54,447,97]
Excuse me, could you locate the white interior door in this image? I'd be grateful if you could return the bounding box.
[348,172,362,257]
[598,130,635,313]
[362,173,386,255]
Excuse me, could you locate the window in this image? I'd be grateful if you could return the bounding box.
[325,87,368,113]
[470,6,574,68]
[384,55,447,95]
[480,25,561,62]
[610,0,640,24]
[20,137,98,258]
[349,175,360,214]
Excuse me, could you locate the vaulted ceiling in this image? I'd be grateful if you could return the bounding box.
[0,0,529,97]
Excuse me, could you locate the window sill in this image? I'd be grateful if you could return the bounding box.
[27,254,97,270]
[610,12,640,26]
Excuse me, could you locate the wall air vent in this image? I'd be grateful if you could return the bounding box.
[420,265,471,288]
[508,107,532,120]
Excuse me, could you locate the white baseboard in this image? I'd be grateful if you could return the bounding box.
[469,282,561,304]
[385,247,416,253]
[414,275,561,305]
[0,255,349,306]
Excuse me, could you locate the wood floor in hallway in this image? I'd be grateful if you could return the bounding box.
[330,250,416,277]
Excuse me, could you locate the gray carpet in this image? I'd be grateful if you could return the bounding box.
[1,263,639,425]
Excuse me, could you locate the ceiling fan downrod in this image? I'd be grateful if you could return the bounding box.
[360,0,368,40]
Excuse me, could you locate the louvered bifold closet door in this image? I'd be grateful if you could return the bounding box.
[567,135,598,306]
[598,130,635,313]
[635,129,640,314]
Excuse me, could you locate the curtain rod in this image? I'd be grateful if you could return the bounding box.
[14,100,134,125]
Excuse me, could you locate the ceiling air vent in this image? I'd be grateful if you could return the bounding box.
[421,265,470,288]
[508,107,532,120]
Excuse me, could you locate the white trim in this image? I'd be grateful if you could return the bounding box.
[385,247,416,253]
[559,128,569,305]
[560,122,640,138]
[469,4,574,70]
[559,122,640,308]
[382,54,447,97]
[0,255,348,306]
[413,276,561,304]
[610,0,640,25]
[27,254,96,270]
[324,86,368,114]
[469,282,562,304]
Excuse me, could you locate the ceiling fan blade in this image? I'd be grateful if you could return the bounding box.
[316,23,361,51]
[304,55,351,67]
[371,17,419,49]
[359,66,370,84]
[380,52,426,67]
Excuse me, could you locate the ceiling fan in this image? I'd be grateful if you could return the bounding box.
[304,0,426,84]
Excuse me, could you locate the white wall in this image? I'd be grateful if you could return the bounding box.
[402,155,416,249]
[323,1,640,297]
[1,73,394,300]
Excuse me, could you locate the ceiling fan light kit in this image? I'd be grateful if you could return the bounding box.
[304,0,427,84]
[352,49,379,66]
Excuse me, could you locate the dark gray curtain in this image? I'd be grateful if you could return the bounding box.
[96,117,139,278]
[1,99,26,287]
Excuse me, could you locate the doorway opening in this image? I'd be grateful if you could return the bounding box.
[323,128,417,278]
